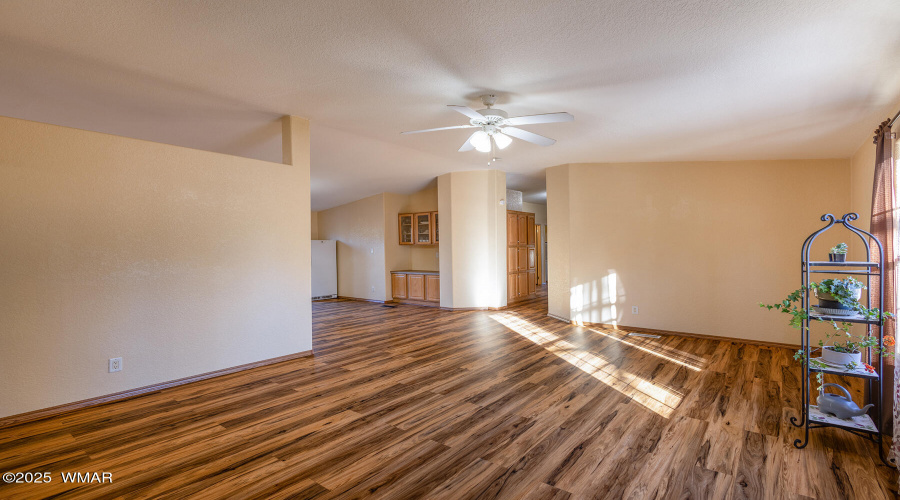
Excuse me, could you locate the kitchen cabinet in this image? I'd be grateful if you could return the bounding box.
[425,275,440,302]
[408,273,426,300]
[399,214,414,245]
[433,212,439,243]
[391,273,408,299]
[415,213,432,245]
[397,212,438,245]
[390,271,440,307]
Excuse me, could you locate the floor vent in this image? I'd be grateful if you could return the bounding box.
[312,294,338,301]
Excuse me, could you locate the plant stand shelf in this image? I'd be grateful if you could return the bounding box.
[808,312,880,325]
[808,405,878,433]
[790,213,892,467]
[808,358,880,379]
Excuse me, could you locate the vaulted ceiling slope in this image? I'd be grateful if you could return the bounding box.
[1,1,898,209]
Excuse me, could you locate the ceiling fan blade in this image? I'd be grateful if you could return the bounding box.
[448,105,484,121]
[502,127,556,146]
[458,132,478,152]
[401,124,478,135]
[503,112,574,126]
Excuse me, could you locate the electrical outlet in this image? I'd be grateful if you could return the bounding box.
[632,306,639,314]
[109,357,123,373]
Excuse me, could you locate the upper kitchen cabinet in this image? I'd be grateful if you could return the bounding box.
[399,214,414,245]
[397,212,438,245]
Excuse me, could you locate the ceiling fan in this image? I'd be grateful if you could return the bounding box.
[402,95,574,153]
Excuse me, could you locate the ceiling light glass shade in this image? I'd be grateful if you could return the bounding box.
[471,130,491,153]
[493,132,512,149]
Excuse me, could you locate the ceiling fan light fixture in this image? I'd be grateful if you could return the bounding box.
[493,132,512,150]
[471,130,491,153]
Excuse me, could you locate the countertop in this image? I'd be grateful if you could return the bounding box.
[390,270,439,275]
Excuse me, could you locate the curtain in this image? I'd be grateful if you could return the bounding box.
[871,119,898,465]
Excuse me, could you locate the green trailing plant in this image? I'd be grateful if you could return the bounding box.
[760,277,894,385]
[830,242,848,255]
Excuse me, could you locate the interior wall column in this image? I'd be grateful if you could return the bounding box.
[438,170,507,309]
[282,115,313,340]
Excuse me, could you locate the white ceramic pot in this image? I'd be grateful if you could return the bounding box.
[815,288,862,303]
[821,346,862,366]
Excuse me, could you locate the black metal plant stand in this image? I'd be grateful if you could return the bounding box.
[791,213,893,466]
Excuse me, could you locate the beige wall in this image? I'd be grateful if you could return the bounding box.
[438,170,507,309]
[547,160,850,345]
[522,202,548,283]
[0,116,312,418]
[319,185,439,302]
[311,211,319,239]
[547,166,572,318]
[522,202,547,226]
[317,193,388,301]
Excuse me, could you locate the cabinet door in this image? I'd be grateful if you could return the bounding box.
[425,275,440,302]
[517,248,527,271]
[527,248,536,270]
[507,213,518,246]
[526,215,536,246]
[432,212,439,244]
[507,247,518,273]
[517,215,527,245]
[408,274,425,300]
[392,274,407,299]
[527,271,536,295]
[508,274,517,301]
[517,272,527,298]
[414,213,432,245]
[399,214,414,245]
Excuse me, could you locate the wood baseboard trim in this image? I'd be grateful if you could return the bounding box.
[337,296,386,304]
[546,315,799,350]
[0,350,313,429]
[392,299,440,308]
[440,305,506,311]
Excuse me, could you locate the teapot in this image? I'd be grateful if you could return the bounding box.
[817,383,873,419]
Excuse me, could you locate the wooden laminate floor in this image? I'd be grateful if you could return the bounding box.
[1,287,896,499]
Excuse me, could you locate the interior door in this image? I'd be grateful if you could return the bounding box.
[535,225,542,284]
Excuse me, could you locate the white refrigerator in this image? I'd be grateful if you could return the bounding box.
[311,240,337,300]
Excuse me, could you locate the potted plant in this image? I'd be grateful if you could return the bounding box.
[760,278,894,385]
[829,242,848,262]
[812,277,863,311]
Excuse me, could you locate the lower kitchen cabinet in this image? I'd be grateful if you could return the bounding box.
[390,271,439,307]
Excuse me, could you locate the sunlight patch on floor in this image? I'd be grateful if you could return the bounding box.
[489,312,681,418]
[586,328,704,371]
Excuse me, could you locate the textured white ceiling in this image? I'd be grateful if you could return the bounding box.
[0,1,898,209]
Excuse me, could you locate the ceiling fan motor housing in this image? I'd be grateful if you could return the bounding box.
[472,108,508,127]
